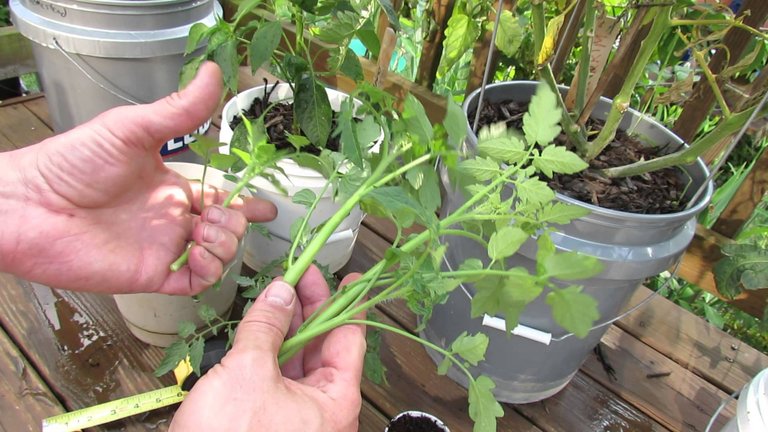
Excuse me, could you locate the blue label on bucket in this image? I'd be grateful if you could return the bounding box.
[161,119,211,157]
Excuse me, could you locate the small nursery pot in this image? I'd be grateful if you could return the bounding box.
[385,411,450,432]
[113,162,245,347]
[219,83,366,273]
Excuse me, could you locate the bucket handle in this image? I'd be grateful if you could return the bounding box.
[53,38,142,105]
[448,255,683,345]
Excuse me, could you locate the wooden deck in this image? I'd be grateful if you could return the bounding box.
[1,93,767,432]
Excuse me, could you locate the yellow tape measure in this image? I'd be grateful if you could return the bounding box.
[42,359,194,431]
[42,385,187,432]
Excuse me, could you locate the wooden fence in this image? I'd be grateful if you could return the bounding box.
[2,0,766,319]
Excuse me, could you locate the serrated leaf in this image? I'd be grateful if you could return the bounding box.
[361,186,424,227]
[364,327,388,385]
[249,21,283,74]
[286,132,311,150]
[714,243,768,298]
[209,153,239,171]
[188,338,205,377]
[703,304,725,329]
[444,100,467,149]
[523,84,562,146]
[539,202,590,225]
[536,233,556,275]
[154,340,190,377]
[471,270,542,331]
[468,376,504,432]
[403,94,433,146]
[197,304,218,324]
[488,226,528,260]
[516,178,555,206]
[292,188,317,207]
[459,157,499,181]
[438,356,453,375]
[450,332,489,366]
[543,252,602,280]
[546,286,599,338]
[477,125,527,164]
[439,13,481,77]
[178,321,196,339]
[292,0,317,13]
[495,11,523,57]
[295,77,333,148]
[337,100,365,168]
[534,146,588,178]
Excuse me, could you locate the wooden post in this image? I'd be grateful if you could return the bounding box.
[464,0,517,97]
[415,0,455,89]
[672,0,768,143]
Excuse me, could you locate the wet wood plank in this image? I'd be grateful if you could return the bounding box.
[21,97,54,130]
[581,325,735,432]
[360,400,391,432]
[0,324,65,431]
[0,275,176,431]
[616,286,768,395]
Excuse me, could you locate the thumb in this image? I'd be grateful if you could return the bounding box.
[93,61,223,152]
[232,280,296,361]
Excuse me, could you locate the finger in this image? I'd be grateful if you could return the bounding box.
[281,265,334,379]
[121,62,223,151]
[157,246,223,296]
[192,222,240,264]
[189,182,277,222]
[201,205,248,239]
[232,280,297,373]
[303,273,361,374]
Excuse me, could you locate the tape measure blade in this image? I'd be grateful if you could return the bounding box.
[42,385,187,432]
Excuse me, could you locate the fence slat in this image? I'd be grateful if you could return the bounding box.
[0,26,36,81]
[415,0,454,89]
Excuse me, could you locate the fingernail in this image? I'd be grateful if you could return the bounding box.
[265,281,295,307]
[203,224,220,243]
[206,206,225,224]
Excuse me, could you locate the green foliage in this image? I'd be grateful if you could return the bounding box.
[468,376,504,432]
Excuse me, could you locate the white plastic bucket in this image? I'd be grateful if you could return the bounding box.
[719,368,768,432]
[113,162,245,347]
[220,84,366,273]
[9,0,220,161]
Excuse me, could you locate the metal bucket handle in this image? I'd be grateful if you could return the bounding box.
[53,37,142,105]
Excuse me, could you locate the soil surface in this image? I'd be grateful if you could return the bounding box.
[387,414,446,432]
[470,99,688,214]
[229,83,341,155]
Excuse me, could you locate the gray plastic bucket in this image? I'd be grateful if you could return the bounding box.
[422,81,713,403]
[9,0,220,161]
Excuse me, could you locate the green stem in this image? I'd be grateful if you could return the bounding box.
[540,64,589,154]
[600,106,756,178]
[583,5,671,161]
[574,0,596,115]
[687,39,732,118]
[287,170,338,267]
[669,19,768,42]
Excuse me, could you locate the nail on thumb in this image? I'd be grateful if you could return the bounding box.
[264,281,295,307]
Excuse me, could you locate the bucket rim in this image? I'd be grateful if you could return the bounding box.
[462,80,714,223]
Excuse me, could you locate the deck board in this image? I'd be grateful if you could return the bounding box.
[0,324,65,431]
[0,102,53,148]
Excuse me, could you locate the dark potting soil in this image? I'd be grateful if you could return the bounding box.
[387,415,445,432]
[469,99,688,214]
[228,83,341,156]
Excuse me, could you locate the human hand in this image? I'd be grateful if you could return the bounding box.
[170,266,366,432]
[0,62,277,295]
